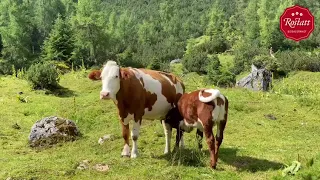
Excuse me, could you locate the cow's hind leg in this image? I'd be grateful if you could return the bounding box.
[120,119,130,157]
[215,120,226,161]
[131,118,141,158]
[203,121,216,169]
[162,120,172,154]
[196,129,203,149]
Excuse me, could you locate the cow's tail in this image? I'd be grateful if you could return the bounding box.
[198,89,221,103]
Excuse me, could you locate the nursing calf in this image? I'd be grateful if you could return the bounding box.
[165,89,229,169]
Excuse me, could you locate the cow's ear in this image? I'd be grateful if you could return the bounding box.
[120,70,130,80]
[88,70,102,81]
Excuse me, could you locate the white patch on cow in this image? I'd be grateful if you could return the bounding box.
[162,120,172,154]
[100,61,121,100]
[199,89,221,103]
[176,82,184,94]
[121,144,130,156]
[122,114,134,125]
[160,74,184,107]
[216,122,221,138]
[179,119,204,133]
[131,69,172,119]
[212,95,226,122]
[131,121,140,158]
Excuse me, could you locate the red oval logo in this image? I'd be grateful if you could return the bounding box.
[280,5,314,42]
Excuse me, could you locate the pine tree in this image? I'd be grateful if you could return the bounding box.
[42,14,75,64]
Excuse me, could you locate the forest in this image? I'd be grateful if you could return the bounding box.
[0,0,319,87]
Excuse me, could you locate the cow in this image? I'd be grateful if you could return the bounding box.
[164,88,229,169]
[91,61,185,158]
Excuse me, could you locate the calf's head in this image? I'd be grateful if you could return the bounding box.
[165,107,183,129]
[100,61,121,100]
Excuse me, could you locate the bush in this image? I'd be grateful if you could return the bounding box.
[182,50,210,74]
[252,55,279,72]
[117,46,144,68]
[205,35,228,54]
[276,50,320,73]
[26,62,60,90]
[148,60,170,72]
[205,55,236,87]
[232,39,267,75]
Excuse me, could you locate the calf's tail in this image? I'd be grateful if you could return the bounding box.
[198,89,221,103]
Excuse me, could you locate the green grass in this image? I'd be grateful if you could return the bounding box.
[1,70,320,180]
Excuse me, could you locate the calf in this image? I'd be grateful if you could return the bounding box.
[90,61,185,158]
[164,88,229,169]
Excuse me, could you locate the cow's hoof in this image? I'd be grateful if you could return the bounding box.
[130,152,138,158]
[163,150,170,155]
[121,144,130,157]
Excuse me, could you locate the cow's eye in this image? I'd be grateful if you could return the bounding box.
[115,75,118,78]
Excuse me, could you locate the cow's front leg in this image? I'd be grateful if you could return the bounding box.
[120,119,130,157]
[162,120,172,154]
[131,119,141,158]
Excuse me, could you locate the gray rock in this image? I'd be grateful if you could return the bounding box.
[29,116,80,147]
[170,59,181,64]
[77,160,90,170]
[98,134,114,145]
[94,163,110,172]
[236,64,272,91]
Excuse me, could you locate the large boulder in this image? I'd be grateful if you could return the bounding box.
[29,116,80,147]
[236,64,272,91]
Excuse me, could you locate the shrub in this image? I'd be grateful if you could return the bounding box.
[147,57,170,72]
[182,49,210,74]
[232,39,267,75]
[117,47,144,68]
[276,50,320,73]
[26,62,60,90]
[205,55,236,87]
[252,55,279,72]
[205,35,228,54]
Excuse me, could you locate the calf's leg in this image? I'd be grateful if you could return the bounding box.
[196,129,203,149]
[162,120,172,154]
[120,118,130,157]
[175,127,184,149]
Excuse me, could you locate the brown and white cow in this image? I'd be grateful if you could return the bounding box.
[164,88,229,169]
[91,61,185,158]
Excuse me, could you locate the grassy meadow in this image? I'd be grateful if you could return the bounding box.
[1,59,320,180]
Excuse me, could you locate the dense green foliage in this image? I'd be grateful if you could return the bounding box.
[26,62,60,89]
[0,0,319,86]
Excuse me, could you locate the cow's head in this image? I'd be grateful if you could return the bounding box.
[100,61,121,100]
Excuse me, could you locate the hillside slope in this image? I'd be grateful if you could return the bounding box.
[0,71,319,179]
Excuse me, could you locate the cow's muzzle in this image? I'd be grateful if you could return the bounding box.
[100,91,110,99]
